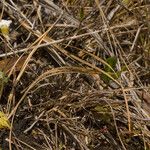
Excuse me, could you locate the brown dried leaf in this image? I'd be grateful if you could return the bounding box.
[0,56,27,74]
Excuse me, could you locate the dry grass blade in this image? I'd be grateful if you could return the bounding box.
[15,13,63,84]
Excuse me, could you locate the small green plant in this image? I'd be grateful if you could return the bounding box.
[79,7,84,21]
[101,56,127,84]
[101,56,119,83]
[104,56,117,72]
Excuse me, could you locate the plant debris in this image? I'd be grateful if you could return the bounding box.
[0,0,150,149]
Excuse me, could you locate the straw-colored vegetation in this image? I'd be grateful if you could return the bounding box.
[0,0,150,149]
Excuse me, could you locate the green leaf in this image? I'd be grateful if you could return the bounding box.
[94,105,109,112]
[101,71,119,83]
[101,56,118,83]
[0,111,10,129]
[79,7,84,21]
[104,56,117,72]
[122,0,130,5]
[0,71,8,83]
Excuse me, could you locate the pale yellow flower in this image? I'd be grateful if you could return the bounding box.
[0,19,12,40]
